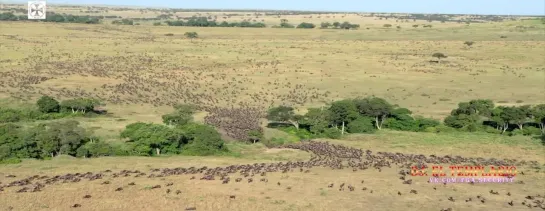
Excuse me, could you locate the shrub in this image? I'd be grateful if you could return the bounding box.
[509,129,523,136]
[296,22,316,29]
[434,124,457,133]
[324,128,342,139]
[0,157,22,164]
[181,124,227,156]
[484,126,502,134]
[383,24,392,28]
[415,117,440,131]
[383,115,419,132]
[0,109,21,123]
[348,117,376,133]
[522,126,541,136]
[36,95,60,113]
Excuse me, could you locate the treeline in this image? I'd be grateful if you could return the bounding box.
[0,96,103,123]
[320,21,360,29]
[165,17,266,28]
[0,12,102,24]
[0,103,228,163]
[265,97,545,142]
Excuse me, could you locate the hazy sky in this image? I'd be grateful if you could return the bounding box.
[8,0,545,15]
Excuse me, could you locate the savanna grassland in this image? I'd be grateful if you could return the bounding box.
[1,4,545,211]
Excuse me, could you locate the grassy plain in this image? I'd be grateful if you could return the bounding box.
[0,131,544,211]
[0,9,545,211]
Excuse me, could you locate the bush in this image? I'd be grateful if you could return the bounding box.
[522,126,541,136]
[324,128,342,139]
[509,129,523,136]
[36,95,60,113]
[279,127,312,139]
[461,123,479,132]
[296,22,316,29]
[181,124,228,156]
[484,126,502,134]
[383,116,419,132]
[347,117,376,133]
[434,124,457,133]
[0,157,22,164]
[0,109,21,123]
[415,117,440,131]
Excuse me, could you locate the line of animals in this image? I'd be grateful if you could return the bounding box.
[1,141,544,210]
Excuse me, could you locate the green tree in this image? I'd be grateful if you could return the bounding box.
[444,114,479,129]
[121,122,186,156]
[36,95,60,113]
[60,98,101,113]
[162,104,196,126]
[181,123,226,155]
[247,129,264,144]
[464,41,474,48]
[328,99,359,134]
[353,97,393,130]
[501,106,530,130]
[320,22,331,28]
[432,52,447,62]
[299,108,331,134]
[530,104,545,134]
[347,117,376,133]
[266,106,302,129]
[332,22,340,28]
[184,32,198,41]
[296,22,316,29]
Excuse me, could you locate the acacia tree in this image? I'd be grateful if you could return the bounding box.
[328,100,359,134]
[501,106,529,130]
[162,104,196,126]
[332,21,340,28]
[353,97,393,130]
[60,98,101,113]
[266,106,302,130]
[121,122,186,156]
[184,32,198,42]
[464,41,474,48]
[432,52,447,62]
[531,104,545,134]
[36,95,60,113]
[299,108,331,134]
[320,22,331,29]
[491,107,509,134]
[247,130,263,144]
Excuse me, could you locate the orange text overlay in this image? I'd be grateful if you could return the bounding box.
[411,165,517,177]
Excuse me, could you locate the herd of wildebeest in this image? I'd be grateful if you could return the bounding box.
[1,48,328,140]
[1,141,543,210]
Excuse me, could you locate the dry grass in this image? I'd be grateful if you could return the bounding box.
[1,20,544,122]
[0,133,543,211]
[1,8,545,211]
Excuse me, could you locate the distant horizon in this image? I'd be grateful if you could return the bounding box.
[3,0,545,16]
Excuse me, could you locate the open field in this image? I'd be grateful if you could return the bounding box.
[0,134,544,211]
[1,6,545,211]
[1,21,544,120]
